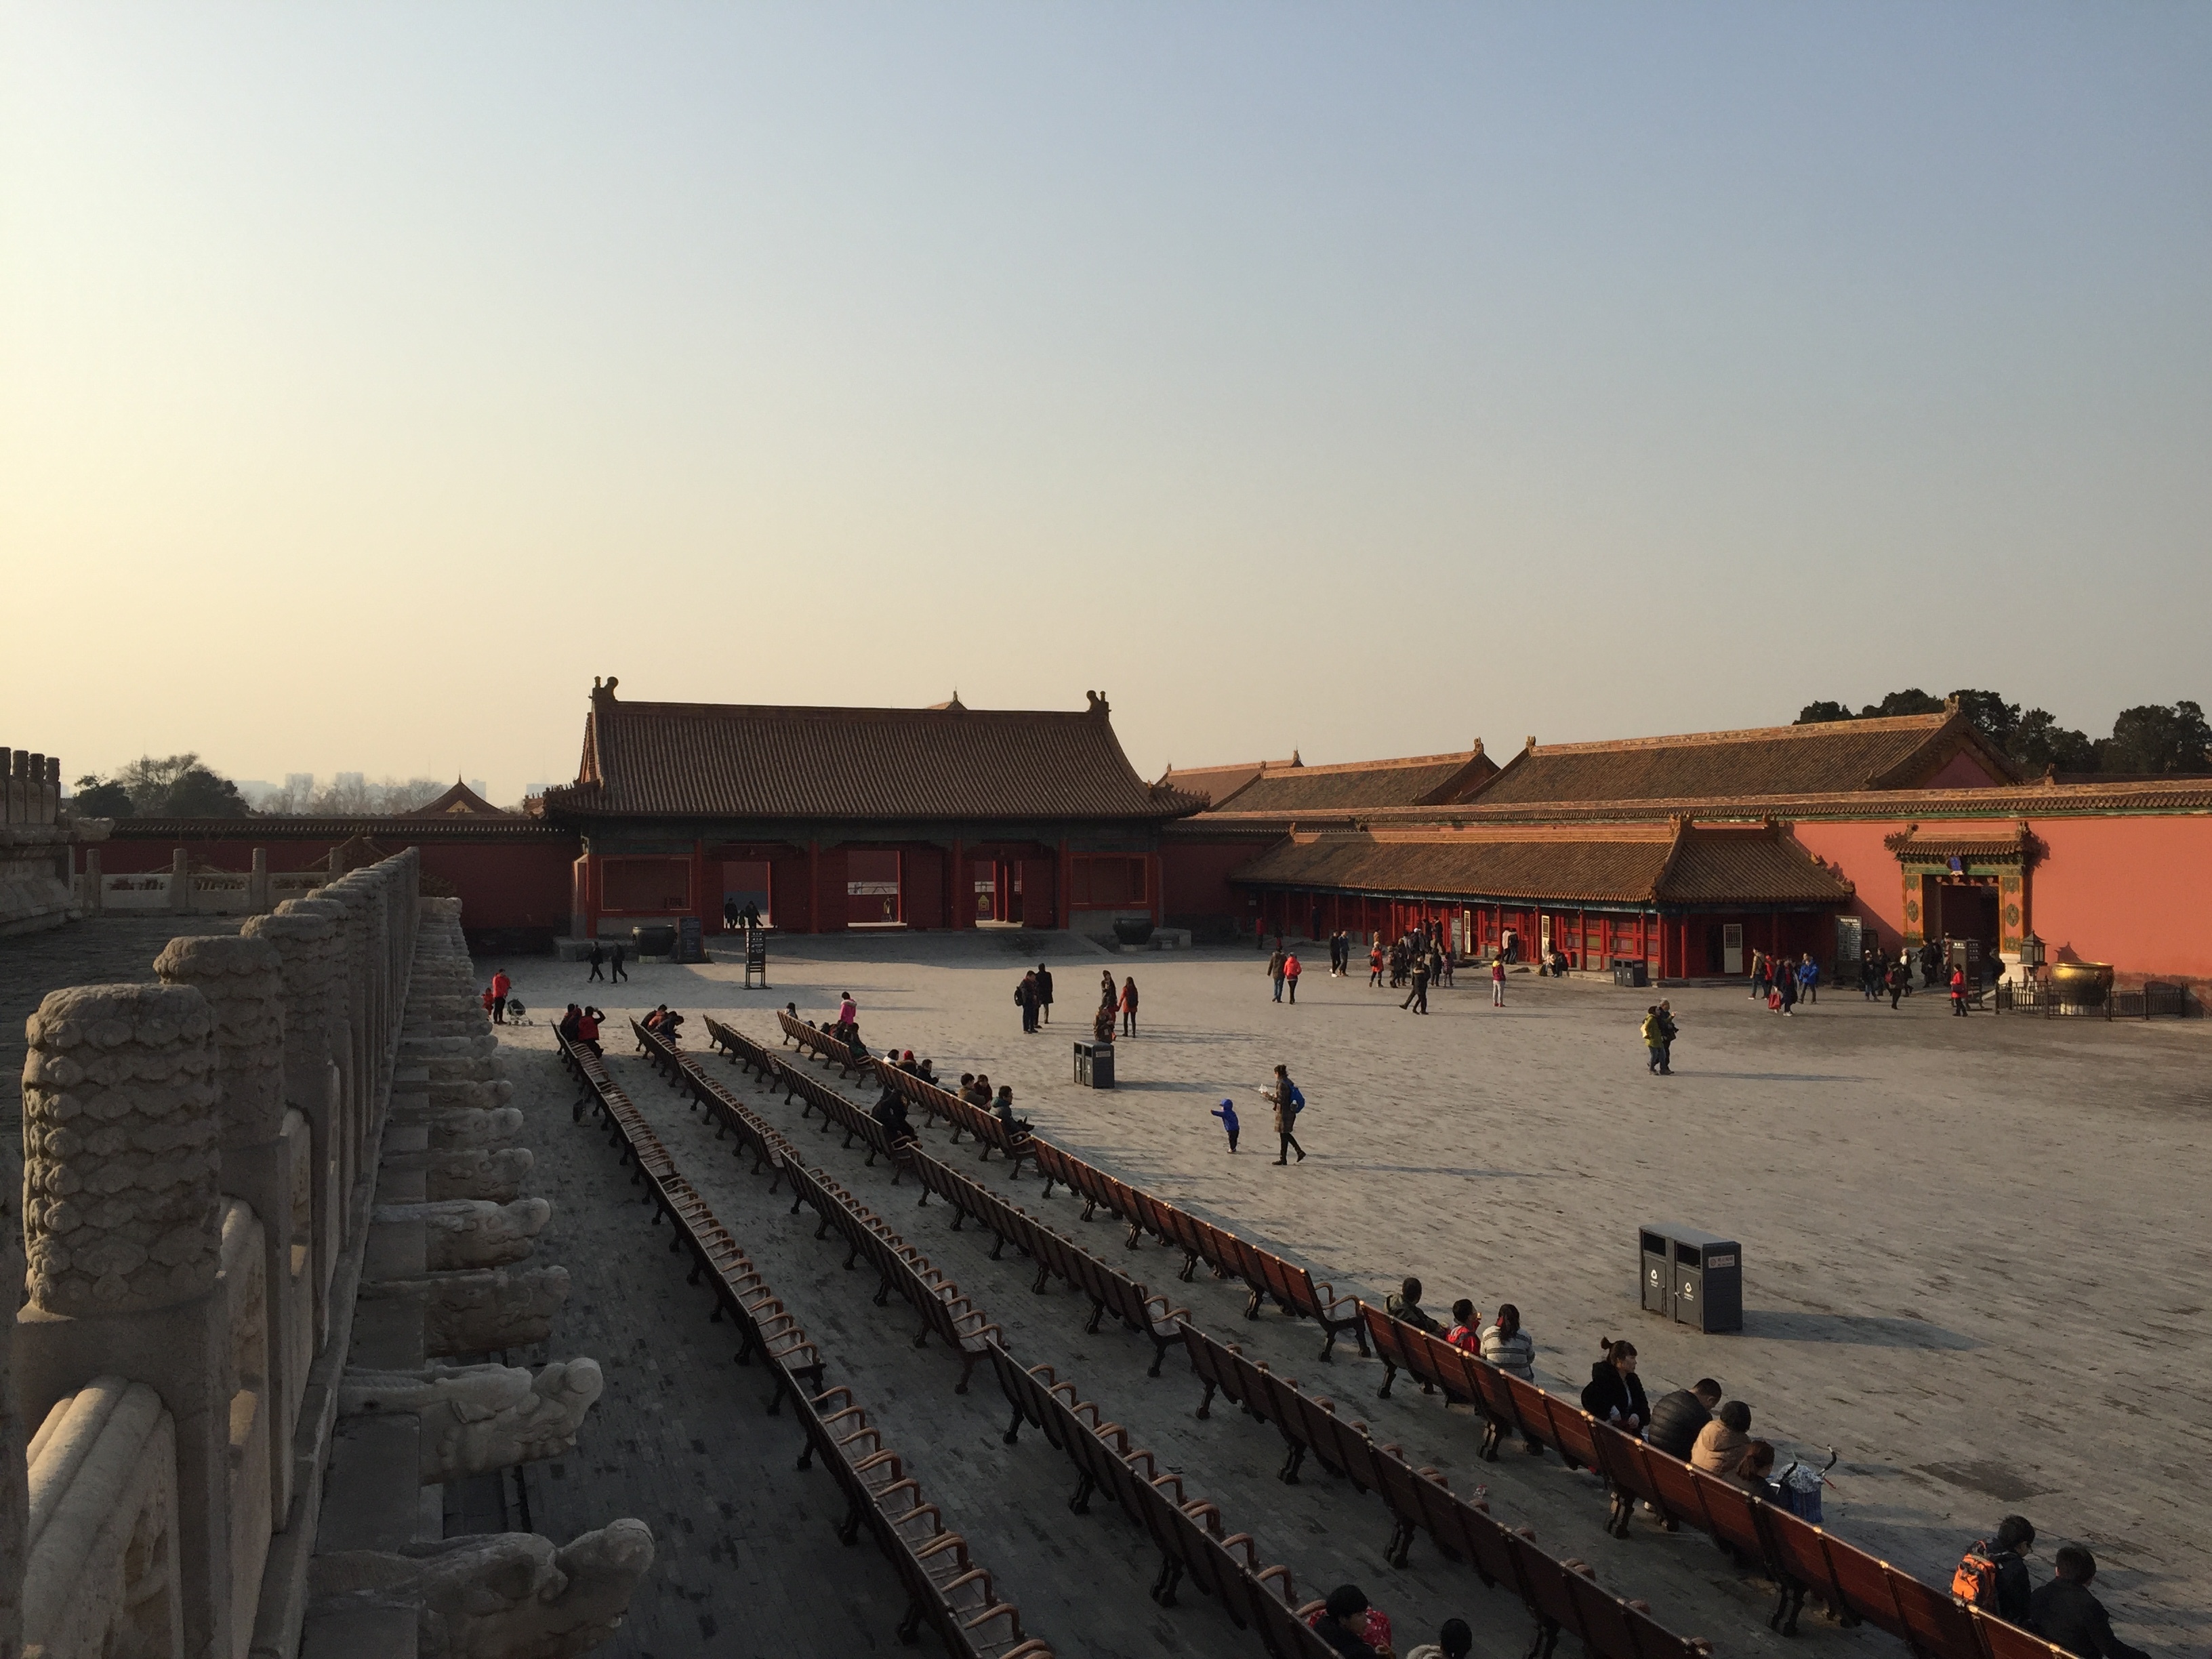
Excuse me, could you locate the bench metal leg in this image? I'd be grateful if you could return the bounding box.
[1151,1555,1184,1607]
[1002,1402,1025,1446]
[1279,1443,1305,1483]
[1387,1516,1416,1568]
[1377,1361,1397,1398]
[1195,1379,1218,1419]
[1068,1473,1094,1514]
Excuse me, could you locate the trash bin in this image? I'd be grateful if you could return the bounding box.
[1613,961,1650,988]
[1073,1039,1115,1089]
[1639,1223,1742,1333]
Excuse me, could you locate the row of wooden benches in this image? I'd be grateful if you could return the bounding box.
[735,1021,2084,1659]
[763,1010,1041,1168]
[1181,1321,1708,1659]
[632,1019,1007,1396]
[559,1028,1052,1658]
[986,1343,1337,1658]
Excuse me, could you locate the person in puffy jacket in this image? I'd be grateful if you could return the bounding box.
[1692,1399,1753,1476]
[1580,1338,1649,1435]
[1646,1378,1722,1460]
[2030,1547,2148,1659]
[1479,1305,1542,1454]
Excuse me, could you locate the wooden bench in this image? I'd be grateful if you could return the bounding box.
[777,1007,863,1076]
[792,1382,1055,1658]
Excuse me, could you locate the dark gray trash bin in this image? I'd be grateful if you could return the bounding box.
[1639,1223,1742,1333]
[1614,961,1650,988]
[1073,1039,1115,1089]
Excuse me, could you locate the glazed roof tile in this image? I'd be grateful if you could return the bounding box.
[1210,749,1496,814]
[544,684,1200,822]
[1469,714,2013,806]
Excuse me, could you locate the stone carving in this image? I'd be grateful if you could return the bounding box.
[239,908,338,1106]
[396,1105,524,1151]
[373,1198,550,1271]
[426,1146,533,1204]
[337,1359,604,1483]
[220,1199,272,1644]
[20,983,223,1315]
[310,1519,653,1659]
[22,1376,185,1659]
[154,934,287,1147]
[359,1265,571,1356]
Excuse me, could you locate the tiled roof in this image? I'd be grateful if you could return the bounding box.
[1883,823,2043,863]
[405,781,510,817]
[112,816,567,841]
[1468,714,2015,806]
[1159,756,1300,807]
[544,682,1202,822]
[1229,821,1852,907]
[1208,748,1496,815]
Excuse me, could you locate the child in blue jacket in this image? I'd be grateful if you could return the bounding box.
[1210,1098,1240,1152]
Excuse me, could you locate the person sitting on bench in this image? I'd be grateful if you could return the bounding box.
[872,1088,917,1143]
[1647,1378,1722,1461]
[1580,1337,1649,1435]
[1692,1399,1753,1477]
[991,1085,1031,1137]
[1386,1277,1443,1335]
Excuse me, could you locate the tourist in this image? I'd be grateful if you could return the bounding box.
[1099,969,1117,1013]
[2030,1546,2148,1659]
[1269,945,1288,1002]
[1307,1584,1393,1658]
[1491,954,1507,1007]
[1777,964,1798,1016]
[1954,1517,2037,1624]
[1479,1305,1542,1452]
[1798,953,1819,1004]
[1406,1618,1472,1659]
[1646,1378,1722,1461]
[872,1088,916,1144]
[722,896,739,930]
[1444,1299,1481,1353]
[1580,1338,1648,1435]
[1950,962,1969,1016]
[1401,955,1429,1015]
[1437,945,1453,989]
[1642,1005,1667,1073]
[1264,1064,1307,1164]
[1284,949,1303,1003]
[964,1072,992,1109]
[1369,940,1385,987]
[836,991,857,1032]
[1691,1399,1753,1477]
[1887,957,1908,1008]
[1386,1277,1441,1334]
[587,941,605,981]
[480,985,497,1020]
[1035,962,1054,1025]
[1118,975,1138,1036]
[1655,1000,1678,1072]
[557,1003,583,1042]
[609,941,628,982]
[1750,949,1768,1000]
[1017,971,1039,1033]
[485,967,510,1023]
[573,1005,603,1056]
[1730,1439,1779,1497]
[991,1085,1031,1138]
[1210,1097,1240,1152]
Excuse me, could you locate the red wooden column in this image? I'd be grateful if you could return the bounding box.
[1148,851,1162,928]
[692,839,708,933]
[806,840,819,934]
[949,838,964,928]
[1057,837,1072,930]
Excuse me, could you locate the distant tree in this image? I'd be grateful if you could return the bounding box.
[70,775,135,819]
[2100,701,2212,775]
[1795,701,1855,724]
[306,775,449,814]
[1944,689,2020,750]
[2009,710,2099,775]
[100,752,253,817]
[1858,689,1946,718]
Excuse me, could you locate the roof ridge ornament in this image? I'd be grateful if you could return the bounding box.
[1085,689,1110,717]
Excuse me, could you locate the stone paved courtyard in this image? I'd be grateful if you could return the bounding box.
[7,920,2205,1658]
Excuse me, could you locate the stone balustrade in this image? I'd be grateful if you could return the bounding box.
[5,855,648,1659]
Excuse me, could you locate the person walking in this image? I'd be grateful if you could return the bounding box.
[1017,971,1039,1033]
[1490,954,1507,1008]
[1284,950,1303,1004]
[1368,941,1385,988]
[1642,1004,1667,1073]
[1950,963,1969,1016]
[1798,953,1819,1005]
[1036,963,1054,1025]
[1888,957,1907,1009]
[586,941,605,981]
[1401,957,1429,1015]
[1778,966,1798,1017]
[1269,945,1288,1002]
[609,942,628,983]
[1119,975,1139,1036]
[1655,1000,1677,1073]
[1750,949,1769,1000]
[489,969,511,1025]
[1210,1097,1240,1152]
[1265,1065,1306,1163]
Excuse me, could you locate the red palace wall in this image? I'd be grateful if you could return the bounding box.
[1160,837,1267,932]
[1788,819,1917,954]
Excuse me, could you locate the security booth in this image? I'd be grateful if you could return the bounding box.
[1639,1223,1742,1334]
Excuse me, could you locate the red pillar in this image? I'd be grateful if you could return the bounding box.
[1148,851,1162,928]
[806,840,819,934]
[1057,837,1072,931]
[693,839,708,932]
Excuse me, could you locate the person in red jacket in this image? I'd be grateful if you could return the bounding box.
[490,970,512,1025]
[1950,965,1969,1017]
[573,1006,603,1056]
[1283,952,1303,1004]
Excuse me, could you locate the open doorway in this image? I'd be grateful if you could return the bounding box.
[846,850,902,926]
[720,861,771,930]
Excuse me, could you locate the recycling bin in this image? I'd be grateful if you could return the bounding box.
[1639,1223,1742,1334]
[1073,1040,1115,1089]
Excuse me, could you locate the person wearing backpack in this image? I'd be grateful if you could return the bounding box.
[1954,1515,2036,1624]
[1265,1064,1306,1163]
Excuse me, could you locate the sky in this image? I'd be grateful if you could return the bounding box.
[3,4,2209,802]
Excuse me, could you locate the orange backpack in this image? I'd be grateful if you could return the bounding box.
[1950,1541,1999,1607]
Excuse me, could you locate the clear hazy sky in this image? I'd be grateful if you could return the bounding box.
[5,5,2208,802]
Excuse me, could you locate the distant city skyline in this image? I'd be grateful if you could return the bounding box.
[5,4,2207,806]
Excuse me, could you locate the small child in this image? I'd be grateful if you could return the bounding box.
[1210,1097,1240,1152]
[1445,1298,1482,1353]
[480,986,497,1017]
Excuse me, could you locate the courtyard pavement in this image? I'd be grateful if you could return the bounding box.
[5,919,2204,1656]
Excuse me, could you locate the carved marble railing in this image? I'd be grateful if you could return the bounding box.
[83,855,330,917]
[5,855,649,1659]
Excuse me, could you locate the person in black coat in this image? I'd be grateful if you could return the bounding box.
[1646,1378,1722,1460]
[2031,1547,2148,1659]
[1580,1338,1650,1434]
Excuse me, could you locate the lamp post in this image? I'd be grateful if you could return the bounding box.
[2020,931,2046,998]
